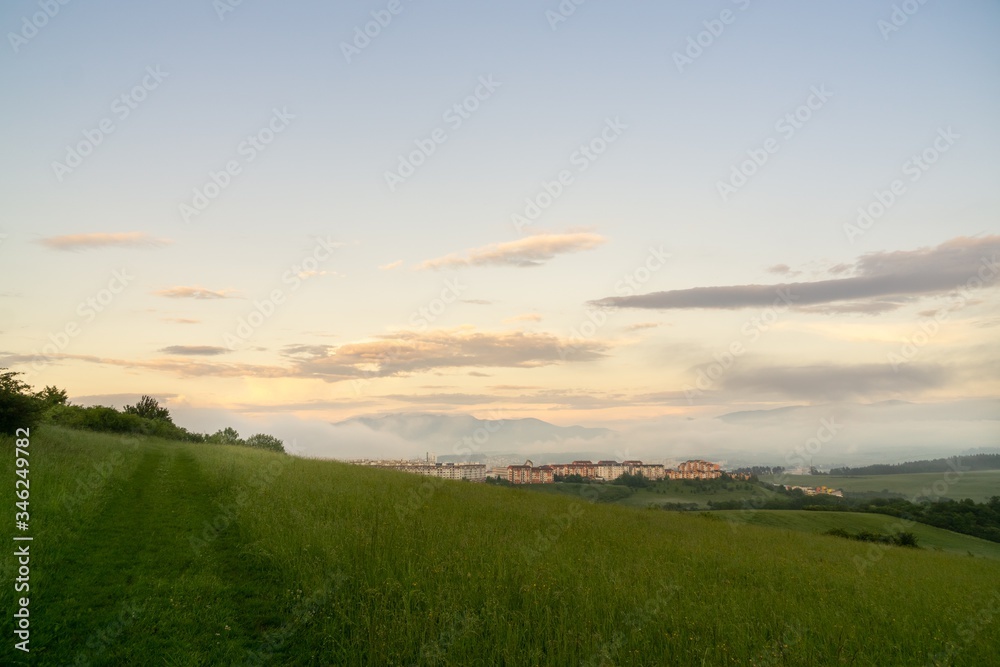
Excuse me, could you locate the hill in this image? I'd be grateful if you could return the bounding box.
[765,471,1000,502]
[829,453,1000,476]
[714,510,1000,560]
[3,426,999,665]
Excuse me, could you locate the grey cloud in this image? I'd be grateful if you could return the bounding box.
[160,345,229,356]
[592,236,1000,311]
[719,363,951,401]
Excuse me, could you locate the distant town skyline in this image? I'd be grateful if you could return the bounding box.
[2,1,998,460]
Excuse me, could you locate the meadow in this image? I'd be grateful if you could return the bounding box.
[714,510,1000,560]
[3,426,999,666]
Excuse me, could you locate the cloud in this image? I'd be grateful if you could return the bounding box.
[794,301,905,315]
[289,328,610,381]
[766,263,794,275]
[159,345,229,356]
[504,313,542,323]
[623,322,660,331]
[153,286,237,300]
[419,232,606,270]
[379,260,404,271]
[462,299,494,305]
[716,362,951,401]
[6,328,609,384]
[591,236,1000,311]
[39,232,170,251]
[0,352,289,379]
[162,317,201,324]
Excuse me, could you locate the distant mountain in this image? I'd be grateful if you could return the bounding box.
[716,405,811,423]
[331,413,614,459]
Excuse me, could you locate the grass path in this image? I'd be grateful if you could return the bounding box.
[31,444,298,665]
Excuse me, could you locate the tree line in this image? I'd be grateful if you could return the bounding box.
[0,368,285,453]
[829,454,1000,476]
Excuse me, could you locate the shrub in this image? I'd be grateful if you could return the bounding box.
[244,433,285,453]
[123,395,173,423]
[0,369,45,435]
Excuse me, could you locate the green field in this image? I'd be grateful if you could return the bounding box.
[715,510,1000,560]
[4,426,1000,665]
[524,479,781,510]
[764,472,1000,502]
[620,481,780,510]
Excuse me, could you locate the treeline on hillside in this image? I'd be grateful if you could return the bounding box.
[732,466,786,476]
[829,454,1000,476]
[0,368,284,453]
[710,485,1000,544]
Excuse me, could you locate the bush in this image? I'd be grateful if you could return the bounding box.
[0,369,45,435]
[244,433,285,453]
[123,395,173,423]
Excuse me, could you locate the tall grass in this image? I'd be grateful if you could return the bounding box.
[3,426,998,665]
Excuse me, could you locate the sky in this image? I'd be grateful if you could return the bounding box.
[1,0,998,464]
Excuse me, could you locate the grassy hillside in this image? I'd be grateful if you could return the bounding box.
[3,427,999,665]
[765,472,1000,502]
[715,510,1000,560]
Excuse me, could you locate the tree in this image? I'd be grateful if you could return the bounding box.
[208,427,242,445]
[35,385,69,407]
[0,369,44,435]
[123,395,173,423]
[244,433,285,453]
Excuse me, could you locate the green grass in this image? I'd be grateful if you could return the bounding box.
[618,481,780,510]
[3,426,1000,666]
[715,510,1000,560]
[524,479,781,510]
[763,472,1000,502]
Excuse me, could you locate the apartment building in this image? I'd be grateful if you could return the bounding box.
[507,460,554,484]
[355,459,486,482]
